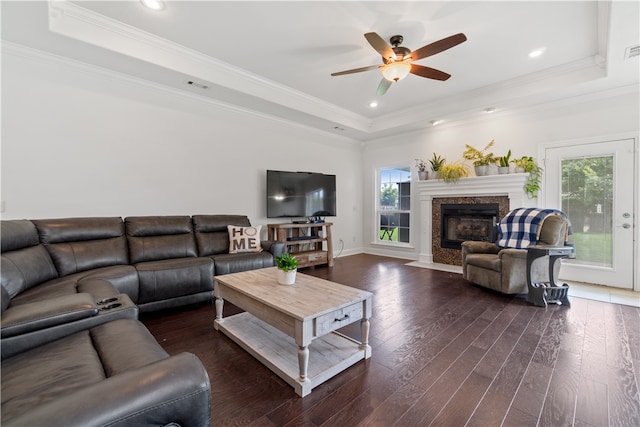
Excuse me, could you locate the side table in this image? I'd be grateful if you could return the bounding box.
[526,244,575,307]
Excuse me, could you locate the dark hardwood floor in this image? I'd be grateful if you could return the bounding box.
[140,254,640,426]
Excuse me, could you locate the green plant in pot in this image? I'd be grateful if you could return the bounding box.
[438,161,470,183]
[462,140,496,176]
[428,153,446,179]
[275,252,299,285]
[513,156,543,198]
[498,149,512,174]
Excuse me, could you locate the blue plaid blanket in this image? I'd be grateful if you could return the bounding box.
[496,208,570,249]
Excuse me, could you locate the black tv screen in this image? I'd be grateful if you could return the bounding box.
[266,170,337,218]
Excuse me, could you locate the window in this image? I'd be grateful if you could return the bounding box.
[376,166,411,244]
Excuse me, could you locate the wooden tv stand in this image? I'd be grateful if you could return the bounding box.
[267,222,334,268]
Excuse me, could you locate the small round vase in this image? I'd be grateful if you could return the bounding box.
[276,268,297,285]
[418,171,428,180]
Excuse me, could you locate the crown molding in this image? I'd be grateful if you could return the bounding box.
[597,1,610,67]
[1,41,361,146]
[369,55,606,134]
[7,1,628,143]
[47,0,372,133]
[7,37,634,149]
[364,82,638,148]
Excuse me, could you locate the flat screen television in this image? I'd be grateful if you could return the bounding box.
[266,170,337,218]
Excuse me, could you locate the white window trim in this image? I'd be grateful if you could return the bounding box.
[372,164,413,247]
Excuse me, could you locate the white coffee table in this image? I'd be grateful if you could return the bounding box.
[213,267,372,397]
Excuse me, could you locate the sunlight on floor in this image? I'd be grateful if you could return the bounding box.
[406,261,640,308]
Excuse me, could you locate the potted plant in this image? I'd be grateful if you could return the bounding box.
[415,158,428,180]
[428,153,446,179]
[462,140,496,176]
[512,156,528,173]
[513,156,543,198]
[438,161,470,183]
[275,252,299,285]
[498,149,512,174]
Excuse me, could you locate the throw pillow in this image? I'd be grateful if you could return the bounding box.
[228,225,263,254]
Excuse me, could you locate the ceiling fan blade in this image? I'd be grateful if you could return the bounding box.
[410,33,467,61]
[331,65,381,77]
[410,64,451,81]
[364,32,395,61]
[376,78,392,96]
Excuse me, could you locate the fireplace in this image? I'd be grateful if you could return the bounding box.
[440,203,499,249]
[417,174,533,266]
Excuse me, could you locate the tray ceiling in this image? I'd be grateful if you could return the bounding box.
[1,1,638,140]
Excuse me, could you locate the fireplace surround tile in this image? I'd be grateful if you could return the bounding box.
[432,197,509,265]
[417,174,535,266]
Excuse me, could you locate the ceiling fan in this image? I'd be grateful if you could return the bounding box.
[331,32,467,95]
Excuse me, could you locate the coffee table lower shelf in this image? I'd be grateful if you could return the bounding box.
[215,312,368,397]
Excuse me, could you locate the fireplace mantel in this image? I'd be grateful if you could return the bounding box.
[417,173,536,264]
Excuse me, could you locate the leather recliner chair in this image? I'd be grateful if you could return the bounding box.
[461,213,571,294]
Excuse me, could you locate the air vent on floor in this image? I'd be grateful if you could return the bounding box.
[625,45,640,59]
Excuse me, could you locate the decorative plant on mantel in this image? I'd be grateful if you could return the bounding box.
[415,158,428,180]
[462,140,496,166]
[513,156,543,198]
[428,153,446,173]
[438,161,470,183]
[498,149,512,167]
[498,149,512,174]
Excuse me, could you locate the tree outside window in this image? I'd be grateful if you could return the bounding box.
[561,156,613,266]
[377,166,411,243]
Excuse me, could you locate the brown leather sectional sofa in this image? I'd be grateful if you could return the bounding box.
[1,214,284,426]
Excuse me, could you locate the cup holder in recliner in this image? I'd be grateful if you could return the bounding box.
[97,297,119,305]
[100,303,122,311]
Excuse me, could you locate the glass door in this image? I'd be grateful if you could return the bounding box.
[545,139,636,289]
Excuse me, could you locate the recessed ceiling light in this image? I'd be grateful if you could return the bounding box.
[484,107,496,113]
[140,0,165,11]
[333,126,345,131]
[529,48,546,58]
[430,120,442,126]
[369,101,378,108]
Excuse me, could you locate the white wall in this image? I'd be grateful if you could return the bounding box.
[2,47,638,261]
[362,88,639,259]
[0,48,364,253]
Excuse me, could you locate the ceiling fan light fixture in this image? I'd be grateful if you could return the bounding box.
[381,62,411,82]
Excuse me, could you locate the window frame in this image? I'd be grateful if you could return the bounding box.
[373,164,413,247]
